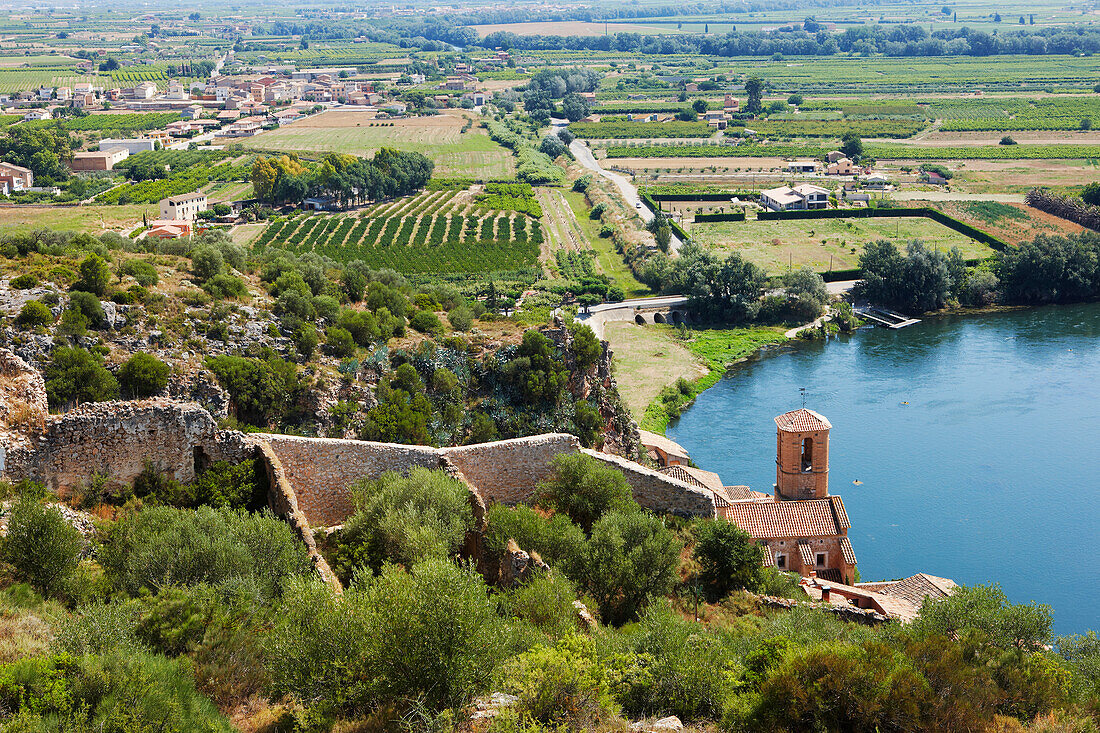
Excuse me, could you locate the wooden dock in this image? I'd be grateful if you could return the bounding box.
[854,305,921,330]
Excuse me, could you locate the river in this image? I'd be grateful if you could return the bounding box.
[666,303,1100,634]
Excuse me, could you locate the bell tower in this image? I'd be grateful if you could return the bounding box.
[774,408,831,501]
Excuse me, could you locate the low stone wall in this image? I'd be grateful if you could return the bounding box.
[2,399,252,496]
[581,449,717,517]
[258,434,440,527]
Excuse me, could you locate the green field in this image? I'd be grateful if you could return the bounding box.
[690,216,994,273]
[249,111,515,179]
[255,188,542,277]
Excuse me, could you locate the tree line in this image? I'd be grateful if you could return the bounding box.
[251,148,434,207]
[476,23,1100,58]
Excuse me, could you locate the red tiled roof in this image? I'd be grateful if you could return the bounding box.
[660,465,723,492]
[797,542,815,567]
[774,408,832,432]
[877,573,957,608]
[840,536,858,565]
[720,496,850,539]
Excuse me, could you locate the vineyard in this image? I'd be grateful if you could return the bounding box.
[604,142,1100,160]
[24,111,182,133]
[254,188,543,276]
[96,160,250,205]
[931,97,1100,131]
[570,120,715,139]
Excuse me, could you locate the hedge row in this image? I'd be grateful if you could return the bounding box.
[755,207,1008,251]
[649,191,760,202]
[695,212,746,222]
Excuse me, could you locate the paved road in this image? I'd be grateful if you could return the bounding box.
[564,131,683,254]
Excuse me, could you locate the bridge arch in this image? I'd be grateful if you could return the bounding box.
[635,314,647,325]
[654,312,667,324]
[670,311,684,325]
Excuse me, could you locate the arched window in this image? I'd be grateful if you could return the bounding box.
[801,437,813,472]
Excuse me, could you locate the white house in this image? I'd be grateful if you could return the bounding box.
[787,160,819,174]
[165,80,188,100]
[159,191,208,221]
[761,184,830,211]
[864,174,889,190]
[134,81,158,99]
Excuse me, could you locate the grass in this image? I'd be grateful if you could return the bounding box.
[0,204,153,234]
[690,216,994,274]
[562,189,651,298]
[249,110,514,179]
[640,325,788,433]
[605,321,787,432]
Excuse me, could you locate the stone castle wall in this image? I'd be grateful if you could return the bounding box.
[257,434,441,527]
[2,399,253,496]
[440,434,581,505]
[580,449,717,517]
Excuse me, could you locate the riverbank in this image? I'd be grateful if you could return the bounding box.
[604,323,788,433]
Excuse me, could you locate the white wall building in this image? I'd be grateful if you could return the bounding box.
[159,191,208,221]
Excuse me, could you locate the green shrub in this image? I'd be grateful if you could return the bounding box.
[0,651,234,732]
[190,245,224,281]
[204,354,302,428]
[15,300,52,328]
[44,346,119,407]
[202,272,247,299]
[911,584,1053,652]
[502,574,582,640]
[484,504,587,580]
[409,308,444,335]
[500,634,618,729]
[99,505,311,598]
[9,273,37,289]
[332,468,474,581]
[132,459,268,511]
[117,352,169,398]
[268,559,506,714]
[325,325,357,357]
[1,497,83,599]
[66,290,106,328]
[118,258,158,286]
[538,453,638,532]
[75,253,111,295]
[447,304,473,331]
[693,519,764,601]
[584,510,680,625]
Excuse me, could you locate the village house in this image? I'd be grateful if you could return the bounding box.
[864,173,890,190]
[133,81,158,99]
[165,80,188,100]
[71,147,129,171]
[637,429,690,467]
[826,150,846,163]
[144,219,192,239]
[923,170,948,185]
[0,161,33,191]
[74,92,97,109]
[724,94,739,112]
[56,87,72,102]
[826,157,854,175]
[181,105,204,120]
[159,191,207,221]
[760,184,829,211]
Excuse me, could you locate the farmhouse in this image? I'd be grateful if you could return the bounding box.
[0,161,33,190]
[71,147,129,171]
[99,138,156,155]
[826,157,854,175]
[787,160,819,173]
[145,219,193,239]
[159,191,207,221]
[760,184,829,211]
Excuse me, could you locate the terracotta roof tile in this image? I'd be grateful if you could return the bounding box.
[760,544,775,568]
[797,542,815,567]
[637,429,690,459]
[774,408,832,432]
[840,537,858,565]
[720,497,850,539]
[660,465,724,492]
[877,573,958,608]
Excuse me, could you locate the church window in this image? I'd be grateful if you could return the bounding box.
[776,554,787,569]
[816,552,826,567]
[801,437,813,472]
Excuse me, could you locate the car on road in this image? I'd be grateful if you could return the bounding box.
[635,201,642,208]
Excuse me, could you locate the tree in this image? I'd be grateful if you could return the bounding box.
[561,92,591,122]
[1081,182,1100,207]
[44,347,119,407]
[788,94,803,105]
[538,453,637,532]
[670,244,768,323]
[855,240,963,313]
[539,134,566,159]
[691,98,709,114]
[840,132,863,162]
[2,496,83,598]
[0,123,72,182]
[1081,117,1093,130]
[782,267,829,320]
[912,584,1053,652]
[16,300,53,328]
[1000,135,1017,145]
[585,510,680,624]
[190,245,224,282]
[118,353,169,398]
[75,253,111,295]
[693,520,763,601]
[745,76,765,113]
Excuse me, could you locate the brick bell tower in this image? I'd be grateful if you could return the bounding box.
[774,408,831,501]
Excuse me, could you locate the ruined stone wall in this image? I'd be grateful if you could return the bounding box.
[1,399,253,495]
[439,434,581,505]
[580,449,717,518]
[258,434,440,527]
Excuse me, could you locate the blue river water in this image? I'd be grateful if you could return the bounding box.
[666,303,1100,634]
